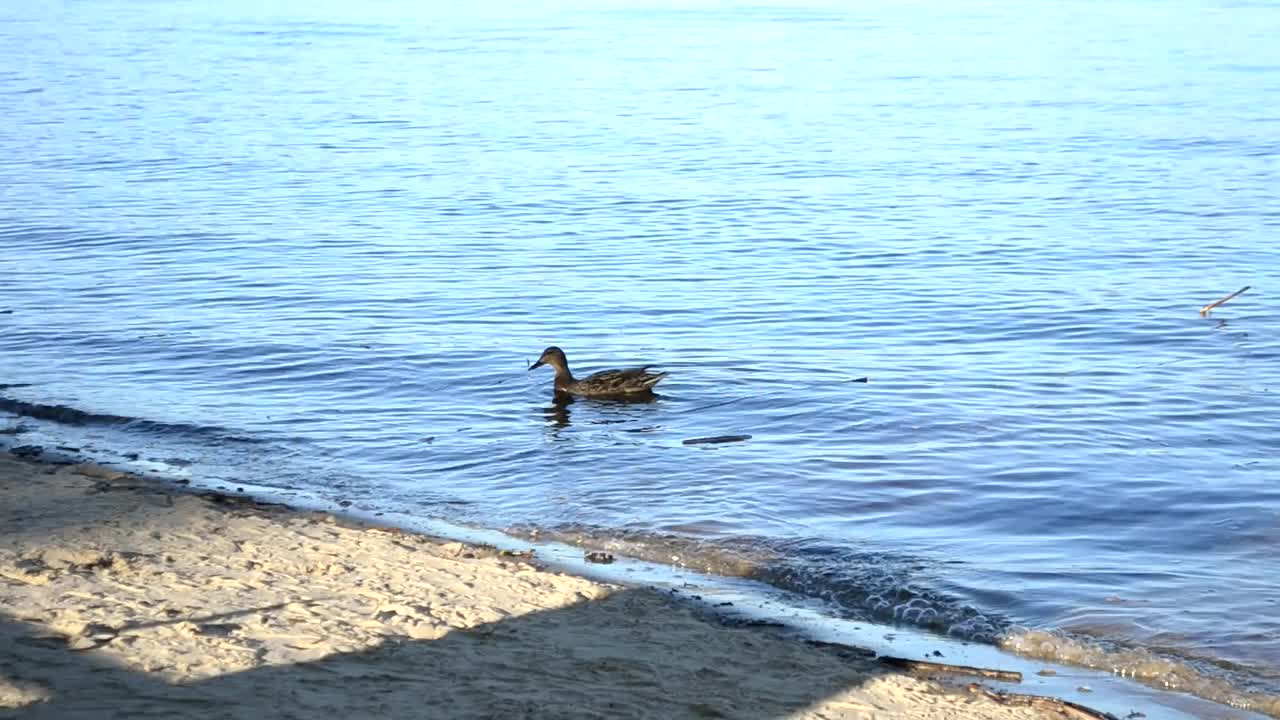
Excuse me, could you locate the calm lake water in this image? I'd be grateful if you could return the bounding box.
[3,0,1279,713]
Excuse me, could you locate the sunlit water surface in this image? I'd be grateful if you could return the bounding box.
[2,0,1278,713]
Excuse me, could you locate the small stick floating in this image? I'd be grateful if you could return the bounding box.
[1199,285,1250,316]
[682,435,752,445]
[878,656,1022,683]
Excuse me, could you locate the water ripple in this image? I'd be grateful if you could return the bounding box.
[3,0,1279,713]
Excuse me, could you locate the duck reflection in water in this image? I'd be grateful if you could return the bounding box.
[539,391,660,429]
[542,395,574,428]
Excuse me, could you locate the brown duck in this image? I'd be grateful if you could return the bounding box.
[528,346,668,398]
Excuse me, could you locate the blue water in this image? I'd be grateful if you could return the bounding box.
[3,0,1279,713]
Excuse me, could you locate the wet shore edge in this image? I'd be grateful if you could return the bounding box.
[0,449,1133,720]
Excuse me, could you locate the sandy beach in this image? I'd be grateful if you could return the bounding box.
[0,453,1071,720]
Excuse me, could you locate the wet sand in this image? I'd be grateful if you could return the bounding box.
[0,453,1060,719]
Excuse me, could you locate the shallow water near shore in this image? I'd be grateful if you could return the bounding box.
[3,0,1279,714]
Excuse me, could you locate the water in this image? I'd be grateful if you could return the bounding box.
[3,0,1279,714]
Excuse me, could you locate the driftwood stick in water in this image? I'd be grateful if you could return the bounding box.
[877,655,1022,683]
[682,435,752,445]
[1199,285,1250,316]
[965,683,1122,720]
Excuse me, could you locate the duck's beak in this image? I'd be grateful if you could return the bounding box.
[528,359,545,371]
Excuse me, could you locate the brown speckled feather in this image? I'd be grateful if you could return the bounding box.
[568,366,669,397]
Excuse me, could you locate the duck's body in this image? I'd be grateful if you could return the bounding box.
[529,346,667,399]
[563,366,668,397]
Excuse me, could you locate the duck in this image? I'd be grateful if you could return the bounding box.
[528,346,668,399]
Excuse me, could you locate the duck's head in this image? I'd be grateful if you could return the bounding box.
[528,346,568,372]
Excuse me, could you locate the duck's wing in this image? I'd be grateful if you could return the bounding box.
[580,366,668,394]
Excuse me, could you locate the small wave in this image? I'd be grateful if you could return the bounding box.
[510,525,1007,640]
[513,524,1280,717]
[751,548,1006,641]
[0,395,265,445]
[1003,630,1280,718]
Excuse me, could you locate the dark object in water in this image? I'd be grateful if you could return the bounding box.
[11,444,43,458]
[583,551,615,564]
[722,617,785,629]
[806,640,876,660]
[965,683,1122,720]
[682,435,752,445]
[878,655,1022,683]
[1199,285,1250,316]
[529,346,667,399]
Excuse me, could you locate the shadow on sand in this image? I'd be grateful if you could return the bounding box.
[0,455,934,720]
[1,587,898,720]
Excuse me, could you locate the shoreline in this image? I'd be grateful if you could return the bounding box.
[2,413,1278,717]
[0,451,1113,720]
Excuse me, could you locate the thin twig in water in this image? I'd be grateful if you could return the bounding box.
[682,435,752,445]
[878,656,1022,683]
[1199,286,1250,316]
